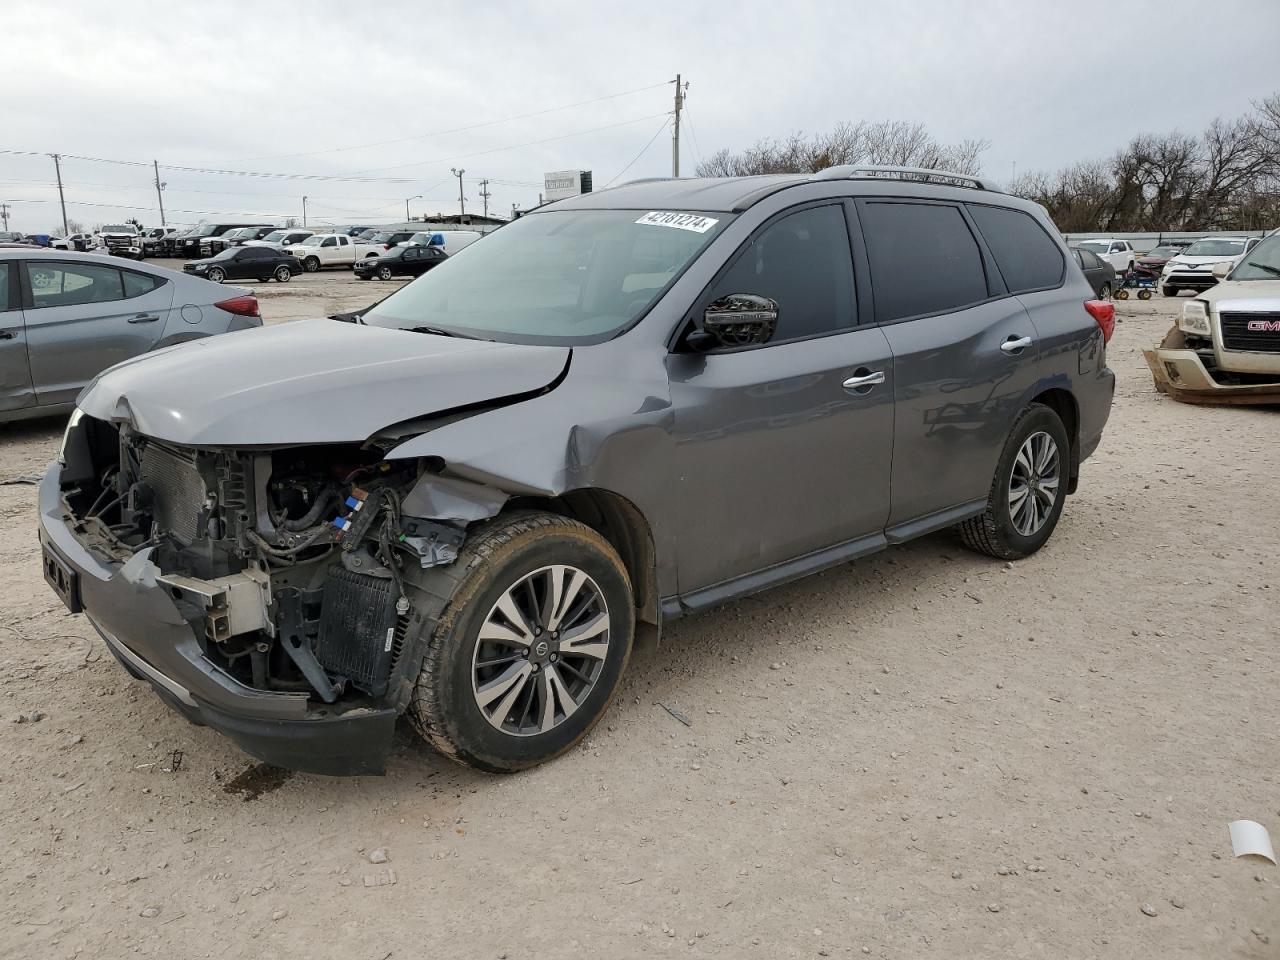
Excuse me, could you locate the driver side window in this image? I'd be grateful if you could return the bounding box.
[707,204,857,342]
[322,237,337,248]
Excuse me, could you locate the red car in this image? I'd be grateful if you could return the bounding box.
[1133,242,1193,278]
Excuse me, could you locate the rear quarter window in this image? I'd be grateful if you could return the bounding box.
[967,204,1065,294]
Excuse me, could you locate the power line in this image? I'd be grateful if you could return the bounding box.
[682,104,705,171]
[232,81,670,163]
[606,117,672,187]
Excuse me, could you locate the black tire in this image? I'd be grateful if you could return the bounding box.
[303,256,320,273]
[1137,288,1152,300]
[1100,283,1113,299]
[378,266,393,280]
[1162,285,1179,297]
[409,512,635,773]
[274,265,291,283]
[957,403,1070,561]
[207,267,226,283]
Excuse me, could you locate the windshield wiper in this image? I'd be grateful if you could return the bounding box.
[408,325,475,340]
[1243,260,1280,278]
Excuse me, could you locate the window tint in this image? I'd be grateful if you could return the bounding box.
[121,270,163,297]
[861,202,987,322]
[967,204,1065,294]
[710,204,856,341]
[322,237,337,248]
[241,247,271,259]
[0,263,13,311]
[27,262,124,309]
[1081,249,1102,270]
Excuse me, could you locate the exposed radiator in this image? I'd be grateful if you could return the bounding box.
[315,567,402,697]
[138,443,205,543]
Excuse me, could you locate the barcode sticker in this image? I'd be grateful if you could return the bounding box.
[635,212,719,233]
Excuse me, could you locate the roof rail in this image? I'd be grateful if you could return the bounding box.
[811,165,1001,192]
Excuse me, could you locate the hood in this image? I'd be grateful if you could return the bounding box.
[76,318,571,447]
[1201,279,1280,310]
[1168,254,1241,268]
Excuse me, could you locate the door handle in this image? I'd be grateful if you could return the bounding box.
[842,369,886,392]
[1000,335,1033,354]
[128,313,160,324]
[0,330,14,340]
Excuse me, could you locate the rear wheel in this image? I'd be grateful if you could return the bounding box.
[303,256,320,273]
[1100,282,1113,299]
[958,403,1069,560]
[274,265,292,283]
[409,513,635,773]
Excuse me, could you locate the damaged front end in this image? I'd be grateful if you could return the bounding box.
[43,412,497,774]
[1143,325,1280,406]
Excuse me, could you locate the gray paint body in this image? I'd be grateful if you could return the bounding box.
[38,174,1114,772]
[0,252,258,422]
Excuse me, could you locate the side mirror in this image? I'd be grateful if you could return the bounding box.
[691,293,779,350]
[1212,261,1233,279]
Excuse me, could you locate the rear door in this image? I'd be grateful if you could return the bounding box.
[858,198,1041,529]
[0,261,35,413]
[22,260,174,405]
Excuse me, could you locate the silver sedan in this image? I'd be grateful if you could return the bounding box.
[0,250,262,422]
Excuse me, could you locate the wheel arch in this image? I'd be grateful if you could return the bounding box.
[504,488,659,630]
[1029,387,1080,494]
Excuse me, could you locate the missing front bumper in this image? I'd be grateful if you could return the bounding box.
[1143,327,1280,406]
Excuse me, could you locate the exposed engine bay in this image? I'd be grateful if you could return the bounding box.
[58,413,469,707]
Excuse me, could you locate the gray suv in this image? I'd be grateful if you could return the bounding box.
[39,167,1115,775]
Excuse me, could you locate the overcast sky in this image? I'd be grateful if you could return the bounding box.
[4,0,1278,233]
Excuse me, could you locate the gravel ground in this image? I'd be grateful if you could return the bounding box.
[0,289,1276,959]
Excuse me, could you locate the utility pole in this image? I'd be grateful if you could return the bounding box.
[405,194,421,221]
[450,167,466,218]
[671,74,685,178]
[50,154,69,235]
[0,203,9,232]
[479,179,491,218]
[302,195,308,227]
[153,160,167,226]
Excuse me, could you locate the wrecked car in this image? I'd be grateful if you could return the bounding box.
[1144,231,1280,405]
[39,167,1115,775]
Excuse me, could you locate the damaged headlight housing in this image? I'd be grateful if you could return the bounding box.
[1178,300,1212,337]
[58,408,85,464]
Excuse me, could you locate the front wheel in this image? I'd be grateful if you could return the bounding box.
[274,265,292,283]
[378,266,393,280]
[957,403,1069,561]
[409,513,635,773]
[1162,285,1179,297]
[1137,288,1152,300]
[303,256,320,273]
[207,267,226,283]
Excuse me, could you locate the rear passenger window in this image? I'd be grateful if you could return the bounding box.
[968,204,1065,294]
[26,262,125,308]
[122,271,163,298]
[860,202,987,322]
[710,204,856,341]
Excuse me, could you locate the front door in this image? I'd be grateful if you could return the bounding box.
[856,199,1041,527]
[22,260,174,406]
[667,202,895,595]
[0,262,35,413]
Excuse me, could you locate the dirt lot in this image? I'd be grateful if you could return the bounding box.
[1,287,1277,959]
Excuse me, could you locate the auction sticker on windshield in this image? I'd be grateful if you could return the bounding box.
[635,212,719,233]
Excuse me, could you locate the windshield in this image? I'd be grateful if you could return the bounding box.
[261,231,287,242]
[298,236,323,247]
[1230,236,1280,280]
[1146,246,1181,258]
[102,224,136,234]
[1076,241,1108,253]
[363,209,731,345]
[196,223,221,237]
[212,248,238,260]
[1183,239,1245,257]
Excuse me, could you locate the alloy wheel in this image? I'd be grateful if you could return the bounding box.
[471,564,610,737]
[1008,431,1060,537]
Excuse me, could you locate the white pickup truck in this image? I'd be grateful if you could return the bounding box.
[291,233,382,272]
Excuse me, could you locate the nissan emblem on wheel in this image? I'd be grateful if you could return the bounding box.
[39,165,1115,775]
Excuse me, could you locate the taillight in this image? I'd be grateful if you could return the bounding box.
[1084,299,1115,344]
[214,295,260,318]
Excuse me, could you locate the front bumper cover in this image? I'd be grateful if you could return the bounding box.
[1142,327,1280,406]
[37,465,397,775]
